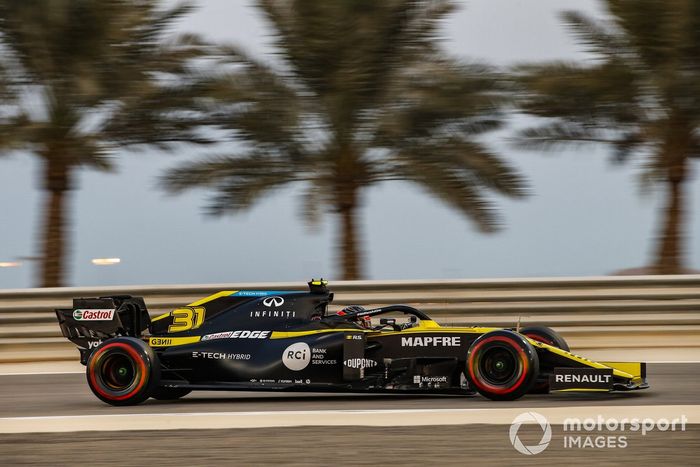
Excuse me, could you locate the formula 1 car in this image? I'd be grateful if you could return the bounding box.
[55,280,648,405]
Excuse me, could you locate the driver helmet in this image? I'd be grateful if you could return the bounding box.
[336,305,371,329]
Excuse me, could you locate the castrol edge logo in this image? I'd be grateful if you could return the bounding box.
[73,309,115,321]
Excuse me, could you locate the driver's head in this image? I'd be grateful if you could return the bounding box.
[336,305,371,329]
[357,314,371,329]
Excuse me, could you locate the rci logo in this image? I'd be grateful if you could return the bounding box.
[282,342,310,371]
[509,412,552,455]
[263,296,285,307]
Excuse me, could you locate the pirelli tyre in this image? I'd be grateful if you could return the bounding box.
[86,337,160,406]
[466,330,539,401]
[150,387,192,401]
[520,326,569,394]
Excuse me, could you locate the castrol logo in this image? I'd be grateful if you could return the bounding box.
[73,309,115,321]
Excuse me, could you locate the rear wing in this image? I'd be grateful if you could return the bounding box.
[56,295,151,363]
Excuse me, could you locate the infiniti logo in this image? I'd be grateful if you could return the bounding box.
[262,296,285,307]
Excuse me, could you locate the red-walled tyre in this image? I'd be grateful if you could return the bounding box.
[520,326,569,394]
[466,330,539,401]
[86,337,159,406]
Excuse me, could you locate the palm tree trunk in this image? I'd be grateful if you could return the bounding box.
[337,184,362,280]
[653,160,686,275]
[653,177,685,274]
[39,159,70,287]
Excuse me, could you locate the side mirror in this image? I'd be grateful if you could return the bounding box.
[409,316,418,323]
[380,318,396,325]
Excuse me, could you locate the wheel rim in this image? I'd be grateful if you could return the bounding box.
[100,352,137,391]
[478,345,521,386]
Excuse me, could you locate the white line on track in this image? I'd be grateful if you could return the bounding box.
[639,360,700,364]
[0,371,84,376]
[0,370,85,376]
[0,405,698,433]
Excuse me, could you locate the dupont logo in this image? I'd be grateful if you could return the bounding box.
[73,309,115,321]
[344,358,377,369]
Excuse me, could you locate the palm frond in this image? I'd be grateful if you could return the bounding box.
[561,11,626,58]
[389,154,502,233]
[513,122,618,150]
[161,152,302,214]
[515,60,644,136]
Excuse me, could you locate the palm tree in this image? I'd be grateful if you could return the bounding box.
[0,1,211,286]
[515,0,700,274]
[162,0,526,280]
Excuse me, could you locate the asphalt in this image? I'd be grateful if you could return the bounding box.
[1,425,698,466]
[0,364,697,417]
[0,364,698,465]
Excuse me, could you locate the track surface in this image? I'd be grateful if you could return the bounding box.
[0,364,697,417]
[2,425,699,466]
[1,364,698,465]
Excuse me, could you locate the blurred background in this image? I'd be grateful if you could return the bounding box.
[0,0,698,289]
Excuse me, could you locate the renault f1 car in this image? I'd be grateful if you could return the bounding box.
[55,280,648,405]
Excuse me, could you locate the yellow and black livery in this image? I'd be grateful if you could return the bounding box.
[56,280,648,406]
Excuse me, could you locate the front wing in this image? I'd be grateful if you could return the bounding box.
[531,340,648,392]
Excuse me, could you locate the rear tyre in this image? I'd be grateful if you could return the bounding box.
[520,326,569,394]
[86,337,159,406]
[151,387,192,401]
[466,330,539,401]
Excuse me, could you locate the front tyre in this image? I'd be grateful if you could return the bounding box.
[466,330,539,401]
[520,326,569,394]
[86,337,159,406]
[520,326,569,351]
